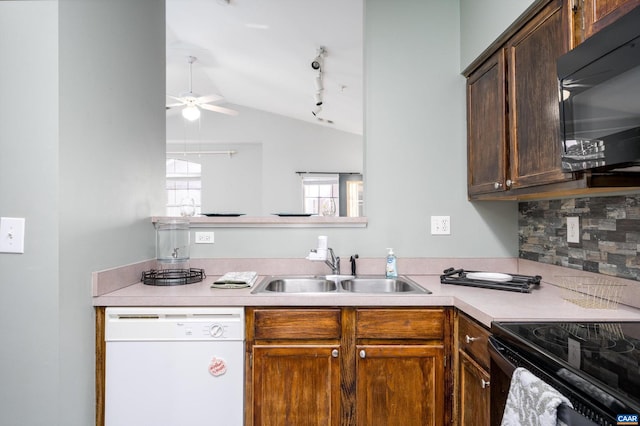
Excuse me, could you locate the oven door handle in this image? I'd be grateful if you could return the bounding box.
[488,335,516,377]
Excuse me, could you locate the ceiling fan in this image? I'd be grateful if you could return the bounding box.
[166,56,238,121]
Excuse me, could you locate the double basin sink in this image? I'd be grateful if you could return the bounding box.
[251,275,430,294]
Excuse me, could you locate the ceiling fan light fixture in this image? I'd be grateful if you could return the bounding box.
[182,105,201,121]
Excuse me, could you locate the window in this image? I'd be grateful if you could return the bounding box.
[166,158,202,216]
[302,174,339,216]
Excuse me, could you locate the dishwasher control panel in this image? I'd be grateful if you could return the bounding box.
[105,307,245,341]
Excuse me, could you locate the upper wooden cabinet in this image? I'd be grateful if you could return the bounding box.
[506,0,573,190]
[467,50,507,197]
[464,0,640,200]
[465,0,572,199]
[576,0,640,42]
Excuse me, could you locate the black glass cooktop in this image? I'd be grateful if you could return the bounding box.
[492,322,640,412]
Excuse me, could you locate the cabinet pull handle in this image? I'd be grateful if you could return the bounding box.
[465,335,479,344]
[332,349,339,358]
[506,179,512,188]
[359,350,366,359]
[481,379,490,389]
[493,182,503,190]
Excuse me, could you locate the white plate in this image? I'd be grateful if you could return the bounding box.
[466,272,513,282]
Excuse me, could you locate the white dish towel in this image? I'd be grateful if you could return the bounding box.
[211,271,258,289]
[501,367,572,426]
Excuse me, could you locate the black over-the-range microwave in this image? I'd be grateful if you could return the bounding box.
[558,6,640,173]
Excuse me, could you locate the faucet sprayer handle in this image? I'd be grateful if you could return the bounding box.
[350,254,359,276]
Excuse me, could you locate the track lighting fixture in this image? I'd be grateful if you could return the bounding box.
[310,46,326,71]
[311,46,326,115]
[314,74,323,91]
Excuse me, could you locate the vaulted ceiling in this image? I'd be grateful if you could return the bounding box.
[166,0,364,135]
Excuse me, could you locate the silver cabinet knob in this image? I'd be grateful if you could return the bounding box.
[331,349,339,358]
[465,335,478,344]
[506,179,512,188]
[494,182,503,189]
[481,379,490,389]
[359,350,366,359]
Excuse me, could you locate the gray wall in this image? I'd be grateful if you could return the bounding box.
[460,0,535,69]
[1,1,525,424]
[0,3,59,425]
[188,0,519,260]
[1,1,165,425]
[167,104,363,216]
[58,2,165,425]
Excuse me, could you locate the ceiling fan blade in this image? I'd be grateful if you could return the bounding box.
[196,94,224,104]
[166,102,185,108]
[166,94,185,103]
[200,103,239,116]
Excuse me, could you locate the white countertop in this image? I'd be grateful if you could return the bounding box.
[93,273,640,328]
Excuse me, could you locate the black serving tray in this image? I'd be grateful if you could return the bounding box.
[440,267,541,293]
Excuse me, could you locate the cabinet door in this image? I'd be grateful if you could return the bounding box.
[467,49,508,197]
[252,345,341,426]
[458,350,490,426]
[506,0,572,189]
[355,345,444,426]
[581,0,640,41]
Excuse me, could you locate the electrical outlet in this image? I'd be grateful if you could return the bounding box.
[195,231,215,244]
[431,216,451,235]
[567,216,580,243]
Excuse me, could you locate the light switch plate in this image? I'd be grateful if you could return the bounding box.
[0,217,25,253]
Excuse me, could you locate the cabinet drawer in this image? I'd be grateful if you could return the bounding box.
[356,308,445,340]
[458,313,491,370]
[253,308,341,340]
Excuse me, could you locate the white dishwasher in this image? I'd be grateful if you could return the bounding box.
[104,307,245,426]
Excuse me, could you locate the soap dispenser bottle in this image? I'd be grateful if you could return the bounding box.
[385,248,398,278]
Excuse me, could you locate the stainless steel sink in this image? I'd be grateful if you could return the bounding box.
[251,275,430,294]
[251,277,338,293]
[340,277,430,294]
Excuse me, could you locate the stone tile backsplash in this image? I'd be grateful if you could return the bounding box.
[519,195,640,281]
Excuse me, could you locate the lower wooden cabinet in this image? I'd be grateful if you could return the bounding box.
[454,310,491,426]
[356,345,444,426]
[458,350,490,426]
[246,307,451,426]
[252,345,341,426]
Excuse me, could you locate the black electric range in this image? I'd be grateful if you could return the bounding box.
[490,321,640,426]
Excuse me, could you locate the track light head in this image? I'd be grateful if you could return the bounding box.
[310,46,326,70]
